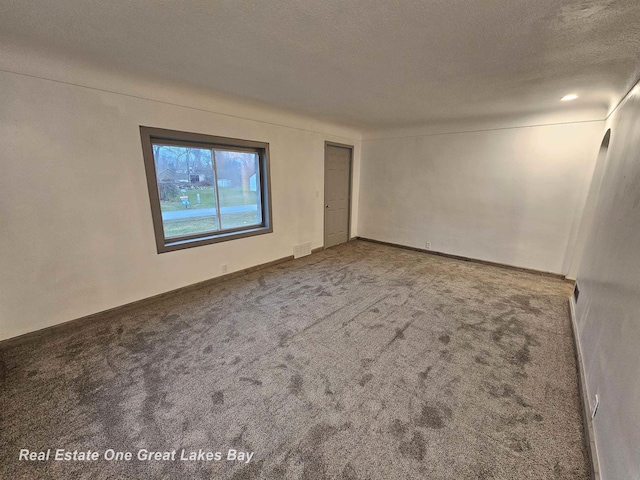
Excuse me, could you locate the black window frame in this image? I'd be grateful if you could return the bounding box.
[140,126,273,253]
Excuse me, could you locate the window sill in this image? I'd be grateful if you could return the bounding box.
[159,225,273,253]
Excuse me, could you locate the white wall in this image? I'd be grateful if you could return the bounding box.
[573,81,640,480]
[566,131,612,280]
[0,50,361,341]
[358,120,604,275]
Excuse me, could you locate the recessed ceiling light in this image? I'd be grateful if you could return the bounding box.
[561,94,578,102]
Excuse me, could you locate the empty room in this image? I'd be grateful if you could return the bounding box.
[1,1,639,479]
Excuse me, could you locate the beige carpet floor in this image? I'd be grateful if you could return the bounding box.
[1,240,588,479]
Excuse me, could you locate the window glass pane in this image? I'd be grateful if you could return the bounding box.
[141,127,272,252]
[214,150,262,230]
[151,144,219,238]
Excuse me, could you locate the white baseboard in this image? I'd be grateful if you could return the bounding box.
[569,296,601,480]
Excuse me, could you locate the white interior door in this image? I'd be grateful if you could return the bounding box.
[324,144,351,248]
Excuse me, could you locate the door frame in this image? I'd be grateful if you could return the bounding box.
[323,141,354,249]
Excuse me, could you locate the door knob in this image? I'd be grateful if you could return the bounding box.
[325,205,330,208]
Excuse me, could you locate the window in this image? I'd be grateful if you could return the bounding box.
[140,127,272,253]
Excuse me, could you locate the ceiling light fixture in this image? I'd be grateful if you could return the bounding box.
[561,94,578,102]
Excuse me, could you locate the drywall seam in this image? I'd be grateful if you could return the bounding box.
[0,67,360,142]
[569,296,601,480]
[605,72,640,121]
[361,118,604,143]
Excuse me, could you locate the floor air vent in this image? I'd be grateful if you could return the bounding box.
[293,242,312,259]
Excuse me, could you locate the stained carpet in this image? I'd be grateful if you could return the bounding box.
[0,240,588,479]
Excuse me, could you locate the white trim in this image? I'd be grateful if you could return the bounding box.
[569,296,601,480]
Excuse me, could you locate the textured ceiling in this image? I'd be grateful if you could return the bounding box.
[1,0,639,129]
